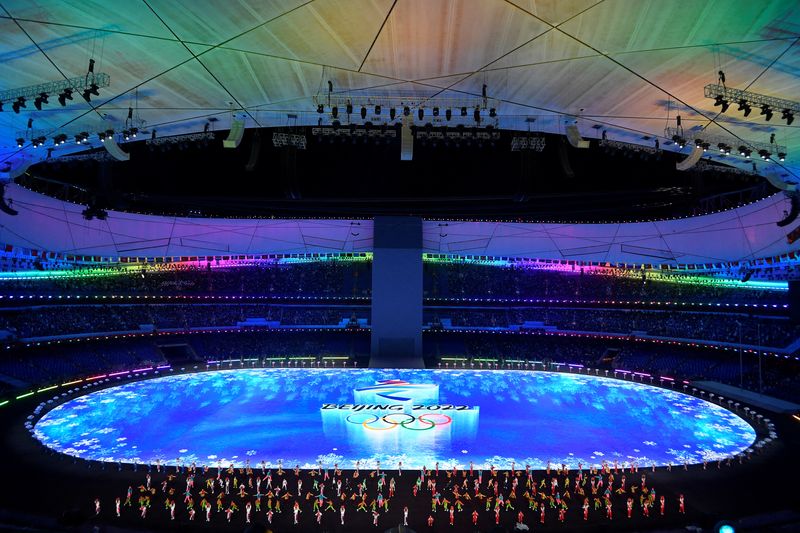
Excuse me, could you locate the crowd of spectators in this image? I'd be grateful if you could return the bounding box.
[0,331,368,392]
[424,263,788,304]
[436,307,799,347]
[425,331,800,403]
[0,304,369,339]
[0,261,372,297]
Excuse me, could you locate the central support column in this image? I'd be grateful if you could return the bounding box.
[370,216,423,368]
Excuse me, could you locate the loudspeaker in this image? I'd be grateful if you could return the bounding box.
[245,130,262,172]
[0,185,17,216]
[102,136,130,161]
[557,138,575,179]
[400,119,413,161]
[777,193,800,227]
[565,124,590,148]
[223,118,245,149]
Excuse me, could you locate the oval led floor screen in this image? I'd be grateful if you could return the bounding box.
[34,369,755,469]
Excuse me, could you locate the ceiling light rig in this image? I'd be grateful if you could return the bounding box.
[0,70,110,113]
[704,83,798,125]
[312,94,500,128]
[665,127,787,163]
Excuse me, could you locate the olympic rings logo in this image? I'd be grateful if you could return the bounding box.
[345,412,452,431]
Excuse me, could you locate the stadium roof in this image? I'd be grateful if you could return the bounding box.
[0,0,797,182]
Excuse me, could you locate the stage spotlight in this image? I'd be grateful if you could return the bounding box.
[417,108,424,120]
[460,106,467,116]
[433,107,439,117]
[737,99,751,117]
[758,149,771,160]
[57,88,74,106]
[782,108,794,125]
[130,127,138,138]
[98,132,107,143]
[374,105,381,115]
[713,94,729,112]
[694,138,703,149]
[12,97,26,114]
[389,107,396,120]
[489,107,496,118]
[33,92,49,111]
[345,103,353,115]
[316,104,324,113]
[82,83,100,102]
[122,129,131,140]
[760,104,773,121]
[778,152,786,161]
[672,135,686,149]
[445,108,452,121]
[403,106,410,117]
[331,106,338,118]
[360,106,367,119]
[15,138,24,148]
[74,134,83,144]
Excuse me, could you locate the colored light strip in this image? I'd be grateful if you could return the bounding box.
[422,254,789,291]
[792,414,800,422]
[108,371,130,377]
[131,367,151,373]
[15,391,33,399]
[0,400,8,407]
[86,374,107,381]
[36,385,57,393]
[61,379,83,386]
[156,365,171,370]
[659,376,675,381]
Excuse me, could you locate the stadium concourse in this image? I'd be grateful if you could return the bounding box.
[1,1,800,532]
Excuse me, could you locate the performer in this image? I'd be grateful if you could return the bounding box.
[450,507,455,526]
[679,494,685,514]
[94,498,101,516]
[540,502,546,524]
[472,509,479,525]
[293,500,301,524]
[428,514,434,527]
[404,505,409,525]
[373,509,380,527]
[341,504,346,525]
[267,509,274,524]
[115,497,121,517]
[583,497,589,520]
[189,507,196,521]
[245,501,252,523]
[660,495,666,516]
[627,497,633,518]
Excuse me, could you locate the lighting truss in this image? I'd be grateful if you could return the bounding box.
[313,94,501,113]
[271,132,307,149]
[599,139,661,154]
[417,129,501,141]
[16,119,146,147]
[704,84,799,117]
[511,136,547,152]
[145,132,214,146]
[311,126,396,139]
[664,127,786,157]
[0,73,110,105]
